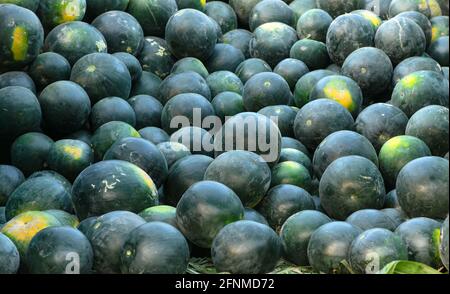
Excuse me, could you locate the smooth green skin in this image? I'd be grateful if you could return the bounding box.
[28,52,71,90]
[159,72,211,104]
[281,137,310,158]
[441,216,449,270]
[44,210,79,227]
[293,70,335,108]
[428,36,449,66]
[206,43,245,73]
[92,10,143,55]
[307,221,362,274]
[381,208,408,229]
[243,72,291,112]
[273,58,309,90]
[207,71,243,98]
[316,0,364,18]
[28,170,72,192]
[379,135,432,188]
[406,105,449,156]
[279,148,312,172]
[127,0,177,36]
[0,71,36,93]
[176,181,244,248]
[85,0,129,20]
[130,71,162,98]
[431,16,449,43]
[70,53,132,104]
[346,209,398,231]
[235,58,272,84]
[138,205,177,226]
[396,11,432,48]
[205,1,237,34]
[256,184,315,231]
[139,127,170,145]
[86,211,145,273]
[164,155,213,206]
[229,0,262,27]
[249,0,295,31]
[0,87,41,139]
[112,53,142,82]
[280,210,332,266]
[10,132,54,176]
[313,130,379,179]
[375,17,426,65]
[65,130,92,146]
[166,9,217,60]
[291,39,330,71]
[389,0,442,19]
[271,162,312,191]
[222,29,254,59]
[128,95,162,129]
[384,190,401,209]
[294,99,355,150]
[319,156,386,220]
[211,220,281,274]
[297,9,332,43]
[326,14,374,65]
[243,208,269,226]
[26,226,93,274]
[349,228,409,274]
[392,57,442,87]
[72,160,158,220]
[39,81,91,135]
[0,165,24,206]
[157,142,191,168]
[5,176,73,221]
[38,0,86,29]
[0,4,44,71]
[91,121,140,161]
[396,156,449,219]
[0,233,20,274]
[395,217,443,268]
[47,139,93,182]
[138,37,175,80]
[90,97,136,131]
[211,92,245,122]
[120,221,189,274]
[44,21,107,65]
[249,22,298,68]
[104,137,168,188]
[171,57,209,79]
[204,151,271,208]
[258,105,298,138]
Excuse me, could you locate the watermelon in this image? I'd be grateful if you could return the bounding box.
[205,1,237,34]
[47,139,93,182]
[165,9,217,60]
[242,72,291,112]
[44,21,107,65]
[293,69,335,108]
[206,44,245,73]
[37,0,86,29]
[211,220,281,274]
[258,105,298,137]
[38,81,91,135]
[139,127,170,145]
[316,0,364,18]
[70,53,132,103]
[365,0,392,19]
[28,52,71,91]
[428,36,449,66]
[128,95,163,129]
[157,142,191,168]
[279,148,312,172]
[206,71,244,97]
[0,4,44,72]
[273,58,309,90]
[319,156,385,220]
[92,11,144,55]
[396,11,433,48]
[349,228,408,274]
[375,17,426,65]
[229,0,262,27]
[77,216,97,236]
[326,14,375,65]
[138,37,175,80]
[290,39,330,70]
[0,86,41,139]
[170,126,214,157]
[171,57,209,79]
[85,0,130,20]
[294,99,355,150]
[211,92,245,122]
[120,221,189,274]
[10,132,54,176]
[351,9,383,32]
[392,56,442,86]
[26,226,93,274]
[159,72,211,104]
[307,221,362,274]
[0,232,20,274]
[396,156,449,219]
[28,170,72,192]
[389,0,442,18]
[138,205,177,226]
[65,130,92,146]
[0,165,24,206]
[289,0,317,23]
[355,103,409,151]
[0,0,39,11]
[126,0,177,36]
[346,209,398,231]
[243,208,269,226]
[130,71,162,98]
[341,47,393,97]
[281,137,310,158]
[441,216,449,270]
[44,209,79,227]
[271,161,312,191]
[257,184,315,231]
[395,217,443,268]
[406,105,449,156]
[431,16,449,43]
[249,0,295,31]
[0,71,36,93]
[222,29,254,58]
[235,58,272,84]
[90,97,136,130]
[297,9,332,43]
[310,75,363,118]
[381,208,407,228]
[249,22,298,68]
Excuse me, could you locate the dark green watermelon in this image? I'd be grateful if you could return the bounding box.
[349,228,408,274]
[137,37,175,80]
[319,156,386,220]
[229,0,262,27]
[205,1,237,34]
[0,165,24,206]
[428,36,449,66]
[396,156,449,219]
[0,71,35,93]
[351,9,383,32]
[130,71,162,98]
[158,72,211,104]
[293,69,335,108]
[28,170,72,193]
[396,11,433,48]
[281,137,310,158]
[222,29,254,58]
[0,232,20,274]
[235,58,272,84]
[294,99,355,150]
[128,95,163,129]
[289,0,317,23]
[206,71,243,98]
[273,58,309,90]
[85,0,129,20]
[271,161,312,191]
[157,142,191,168]
[279,148,312,172]
[211,220,281,274]
[139,127,170,145]
[37,0,86,29]
[170,126,214,157]
[26,226,93,274]
[346,209,398,231]
[112,53,142,82]
[126,0,177,36]
[28,52,71,91]
[90,97,136,130]
[206,44,245,73]
[38,81,91,135]
[441,216,449,270]
[120,221,189,274]
[138,205,177,226]
[77,216,97,236]
[389,0,442,18]
[243,208,269,226]
[259,106,297,139]
[297,9,332,43]
[392,56,443,87]
[290,39,330,70]
[249,0,295,31]
[431,16,449,43]
[211,92,245,122]
[171,57,209,79]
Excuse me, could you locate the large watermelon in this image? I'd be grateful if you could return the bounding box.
[28,52,71,91]
[0,165,24,206]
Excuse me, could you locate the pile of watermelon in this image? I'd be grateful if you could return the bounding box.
[0,0,449,275]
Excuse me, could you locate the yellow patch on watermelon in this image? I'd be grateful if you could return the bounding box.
[134,166,156,191]
[63,145,83,160]
[200,0,206,7]
[428,0,442,17]
[401,74,419,88]
[86,65,96,72]
[323,81,354,112]
[361,11,381,28]
[61,1,81,22]
[11,26,28,61]
[384,136,409,151]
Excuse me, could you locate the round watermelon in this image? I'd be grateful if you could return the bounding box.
[0,165,24,206]
[159,72,211,104]
[389,0,442,18]
[279,148,312,172]
[206,71,244,97]
[297,9,332,43]
[37,0,86,29]
[130,71,161,98]
[243,208,269,226]
[249,0,295,31]
[0,232,20,274]
[138,205,177,226]
[271,161,312,191]
[290,39,330,70]
[170,126,214,157]
[235,58,272,84]
[139,127,169,145]
[90,97,136,131]
[431,16,449,43]
[229,0,262,27]
[171,57,209,78]
[273,58,309,90]
[392,56,442,87]
[112,53,142,82]
[428,36,449,66]
[293,69,335,108]
[222,29,254,58]
[211,92,245,122]
[28,52,71,91]
[156,142,191,168]
[351,9,382,32]
[126,0,177,36]
[396,11,433,48]
[0,71,36,93]
[206,44,245,73]
[258,105,298,137]
[346,209,398,231]
[205,1,237,34]
[138,37,175,80]
[128,95,163,129]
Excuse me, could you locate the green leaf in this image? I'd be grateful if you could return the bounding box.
[378,261,443,274]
